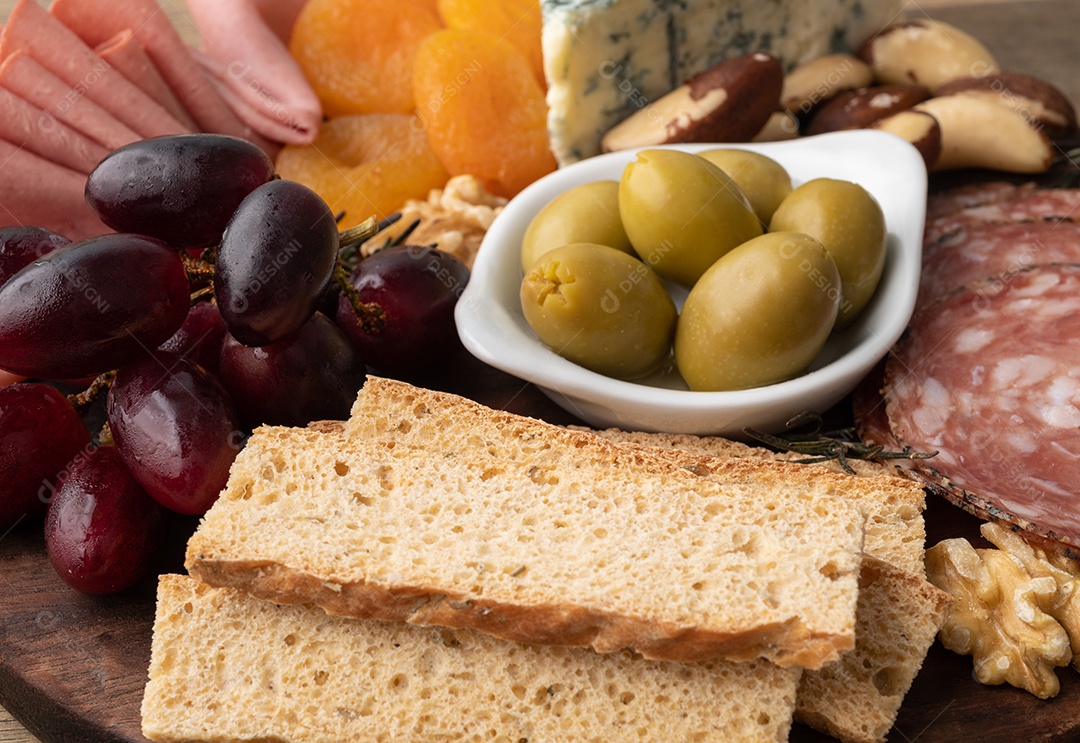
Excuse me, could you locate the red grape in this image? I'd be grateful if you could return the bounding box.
[336,245,470,373]
[158,300,227,376]
[218,313,364,427]
[45,445,165,595]
[0,226,70,286]
[0,383,90,531]
[215,180,339,347]
[107,351,242,515]
[0,234,190,379]
[85,134,274,249]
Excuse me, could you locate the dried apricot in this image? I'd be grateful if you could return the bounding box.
[437,0,544,88]
[413,29,556,197]
[275,114,450,228]
[289,0,443,116]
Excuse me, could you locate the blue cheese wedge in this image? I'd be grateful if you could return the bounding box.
[541,0,903,164]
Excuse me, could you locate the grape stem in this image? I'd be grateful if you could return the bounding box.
[67,370,116,411]
[333,264,386,334]
[337,215,384,253]
[181,251,216,293]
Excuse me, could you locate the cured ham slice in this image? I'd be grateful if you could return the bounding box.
[0,85,106,173]
[185,0,320,144]
[917,220,1080,311]
[924,187,1080,244]
[49,0,274,152]
[885,264,1080,549]
[0,138,108,241]
[0,51,140,151]
[0,0,189,139]
[96,29,197,131]
[191,46,318,146]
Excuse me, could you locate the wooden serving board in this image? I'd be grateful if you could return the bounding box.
[2,353,1080,743]
[3,2,1080,741]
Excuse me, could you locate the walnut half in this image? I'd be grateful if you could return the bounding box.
[361,175,507,269]
[926,526,1079,699]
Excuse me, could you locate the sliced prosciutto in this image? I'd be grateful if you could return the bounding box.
[96,29,197,131]
[49,0,274,152]
[0,51,140,150]
[917,220,1080,311]
[0,0,189,139]
[0,85,106,172]
[885,264,1080,549]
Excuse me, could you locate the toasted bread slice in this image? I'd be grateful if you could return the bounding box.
[578,427,927,577]
[188,379,866,669]
[142,574,801,743]
[796,558,952,743]
[573,425,945,743]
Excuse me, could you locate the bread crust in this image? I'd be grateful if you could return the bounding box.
[187,379,869,669]
[188,555,852,667]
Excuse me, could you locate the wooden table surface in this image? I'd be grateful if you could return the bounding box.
[1,1,1079,741]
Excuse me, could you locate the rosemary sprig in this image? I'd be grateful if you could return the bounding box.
[744,411,936,475]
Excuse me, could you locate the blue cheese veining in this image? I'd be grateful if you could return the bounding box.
[541,0,903,164]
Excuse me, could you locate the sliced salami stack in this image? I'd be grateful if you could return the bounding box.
[857,182,1080,555]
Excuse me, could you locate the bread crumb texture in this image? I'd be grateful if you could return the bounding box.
[187,377,866,668]
[142,575,800,743]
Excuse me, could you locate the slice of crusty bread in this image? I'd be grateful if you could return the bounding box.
[142,574,801,743]
[578,427,927,577]
[188,379,867,669]
[571,425,943,743]
[796,558,953,743]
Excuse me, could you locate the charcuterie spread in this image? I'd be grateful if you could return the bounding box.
[2,0,1080,742]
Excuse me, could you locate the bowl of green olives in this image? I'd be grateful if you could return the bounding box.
[455,130,927,435]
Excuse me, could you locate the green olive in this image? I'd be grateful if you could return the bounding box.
[618,149,763,287]
[520,243,676,380]
[674,232,840,391]
[698,148,793,224]
[521,181,633,272]
[768,178,887,330]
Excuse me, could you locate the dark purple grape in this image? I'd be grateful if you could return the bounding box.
[336,245,469,374]
[45,446,165,595]
[108,351,242,515]
[215,179,339,347]
[0,234,190,379]
[218,312,364,427]
[0,226,70,286]
[158,300,227,375]
[85,134,274,249]
[0,383,90,531]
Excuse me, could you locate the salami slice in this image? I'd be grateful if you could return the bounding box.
[917,220,1080,311]
[924,188,1080,245]
[851,361,898,451]
[885,264,1080,548]
[926,181,1028,222]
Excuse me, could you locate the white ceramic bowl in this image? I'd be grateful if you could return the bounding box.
[455,131,926,435]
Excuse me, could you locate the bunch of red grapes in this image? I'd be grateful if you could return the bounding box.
[0,134,470,595]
